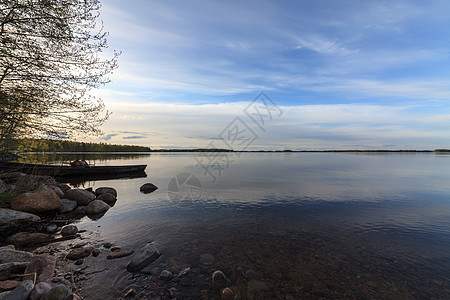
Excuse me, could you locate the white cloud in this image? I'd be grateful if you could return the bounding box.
[84,91,450,150]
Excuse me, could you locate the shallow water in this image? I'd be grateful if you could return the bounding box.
[54,152,449,299]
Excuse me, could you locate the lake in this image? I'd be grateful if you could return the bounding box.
[38,152,450,299]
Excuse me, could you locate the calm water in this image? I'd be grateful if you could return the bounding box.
[49,152,450,299]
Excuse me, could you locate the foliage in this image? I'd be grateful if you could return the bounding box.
[0,0,119,152]
[13,138,151,152]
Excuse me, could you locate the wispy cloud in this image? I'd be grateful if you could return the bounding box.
[91,1,450,149]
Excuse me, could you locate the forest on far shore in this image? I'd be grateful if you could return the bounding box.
[12,138,151,152]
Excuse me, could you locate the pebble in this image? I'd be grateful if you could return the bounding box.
[123,288,136,298]
[107,249,134,259]
[178,267,191,277]
[200,253,215,265]
[221,287,235,300]
[66,246,94,260]
[75,259,84,265]
[110,246,121,251]
[92,248,101,257]
[60,225,78,237]
[46,225,58,233]
[168,287,178,298]
[247,279,268,293]
[212,270,227,282]
[158,270,173,281]
[103,242,112,249]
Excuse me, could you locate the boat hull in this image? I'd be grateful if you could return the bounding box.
[0,162,147,177]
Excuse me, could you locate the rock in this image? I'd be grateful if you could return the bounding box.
[45,277,71,289]
[57,184,71,193]
[96,193,116,206]
[244,269,262,280]
[126,243,160,272]
[74,259,83,265]
[212,270,227,282]
[2,280,34,300]
[178,267,190,277]
[58,199,77,213]
[60,225,78,237]
[0,208,40,223]
[10,189,61,212]
[92,248,101,257]
[110,246,121,252]
[66,246,93,260]
[221,287,235,300]
[107,249,134,259]
[84,187,93,193]
[85,200,110,215]
[0,280,21,292]
[73,206,85,214]
[40,284,72,300]
[103,242,112,249]
[64,189,95,206]
[168,287,178,298]
[123,288,136,298]
[24,254,56,283]
[47,225,58,233]
[48,186,64,199]
[139,183,158,194]
[95,187,117,197]
[200,253,214,265]
[5,232,51,247]
[247,279,267,293]
[29,282,52,300]
[0,246,14,250]
[0,262,28,281]
[0,179,7,193]
[158,270,173,281]
[0,247,34,263]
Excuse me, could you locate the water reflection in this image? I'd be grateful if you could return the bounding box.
[44,153,450,298]
[17,152,151,165]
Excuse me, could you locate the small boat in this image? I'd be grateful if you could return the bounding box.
[0,161,147,177]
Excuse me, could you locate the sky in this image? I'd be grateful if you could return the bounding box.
[88,0,450,150]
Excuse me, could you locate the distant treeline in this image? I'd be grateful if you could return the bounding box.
[150,148,233,152]
[13,138,151,152]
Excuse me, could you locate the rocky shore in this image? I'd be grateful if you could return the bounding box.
[0,172,183,299]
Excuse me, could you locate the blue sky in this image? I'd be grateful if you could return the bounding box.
[89,0,450,150]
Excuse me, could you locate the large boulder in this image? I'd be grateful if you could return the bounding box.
[2,280,34,300]
[0,208,40,223]
[126,243,160,272]
[0,247,34,263]
[0,262,28,281]
[24,254,56,283]
[58,199,77,213]
[85,200,110,215]
[5,232,52,247]
[95,187,117,197]
[140,183,158,194]
[64,189,95,206]
[29,282,52,300]
[48,186,64,199]
[0,280,21,292]
[40,284,73,300]
[10,189,61,213]
[96,193,116,206]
